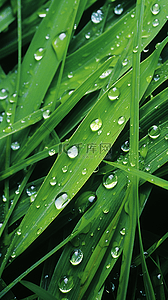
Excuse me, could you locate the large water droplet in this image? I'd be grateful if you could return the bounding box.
[148,125,160,139]
[43,109,50,119]
[121,141,129,152]
[58,275,74,293]
[62,165,68,173]
[114,4,123,15]
[99,69,113,79]
[67,145,78,159]
[85,32,91,39]
[55,193,70,210]
[10,140,20,151]
[118,116,125,125]
[0,88,9,100]
[111,246,121,258]
[34,48,45,61]
[17,228,22,235]
[90,118,102,131]
[91,9,104,24]
[26,186,36,196]
[50,177,57,186]
[151,3,160,15]
[48,149,55,156]
[152,18,159,27]
[108,87,120,100]
[153,74,160,82]
[70,249,83,265]
[52,32,67,60]
[120,228,126,235]
[103,173,118,189]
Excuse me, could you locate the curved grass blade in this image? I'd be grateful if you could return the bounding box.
[20,280,58,300]
[0,4,15,33]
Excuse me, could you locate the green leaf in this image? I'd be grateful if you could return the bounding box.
[20,280,58,300]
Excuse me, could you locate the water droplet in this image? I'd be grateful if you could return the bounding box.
[151,3,160,15]
[121,141,129,152]
[17,228,22,235]
[26,186,36,196]
[108,87,120,100]
[34,48,45,61]
[62,165,68,173]
[148,125,160,139]
[91,9,104,24]
[145,164,151,172]
[152,18,159,27]
[0,88,8,100]
[11,251,16,258]
[103,208,109,214]
[52,32,67,60]
[120,228,126,235]
[103,173,118,189]
[99,69,113,79]
[58,275,74,293]
[133,46,138,53]
[118,116,125,125]
[50,177,57,186]
[55,193,70,210]
[30,194,37,203]
[70,249,83,265]
[90,118,102,131]
[75,192,97,213]
[11,141,20,151]
[68,72,73,78]
[114,4,123,15]
[48,149,55,156]
[153,74,160,81]
[43,109,50,119]
[111,246,121,258]
[37,227,43,235]
[82,168,87,175]
[67,145,78,159]
[45,34,50,40]
[38,8,48,18]
[146,75,152,83]
[2,195,7,202]
[164,133,168,140]
[140,144,148,158]
[122,58,128,66]
[85,32,91,39]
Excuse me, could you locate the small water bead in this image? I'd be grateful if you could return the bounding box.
[121,140,129,152]
[108,87,120,100]
[67,145,78,159]
[62,165,68,173]
[26,186,36,196]
[55,193,70,210]
[70,249,83,266]
[11,251,16,258]
[91,9,104,24]
[0,88,8,100]
[52,32,67,60]
[153,74,160,81]
[43,109,50,119]
[17,228,22,235]
[114,4,123,15]
[34,48,45,61]
[140,144,148,158]
[151,3,160,15]
[85,32,91,39]
[45,34,50,40]
[111,246,121,258]
[122,58,128,66]
[145,164,151,172]
[68,72,73,78]
[148,125,160,139]
[103,173,118,189]
[120,228,126,235]
[82,168,87,175]
[38,8,48,18]
[164,134,168,140]
[2,195,7,202]
[133,46,138,53]
[90,118,102,132]
[11,141,20,151]
[50,177,57,186]
[48,149,55,156]
[99,69,113,79]
[152,19,159,27]
[118,116,125,125]
[37,227,43,235]
[30,194,37,203]
[58,275,74,293]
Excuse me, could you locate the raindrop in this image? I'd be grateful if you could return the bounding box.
[68,72,73,78]
[145,164,151,172]
[114,4,123,15]
[108,87,120,100]
[85,32,91,39]
[140,144,148,158]
[48,149,55,156]
[82,168,87,175]
[45,34,50,40]
[90,118,102,131]
[151,3,160,15]
[152,18,159,27]
[164,134,168,140]
[121,140,129,152]
[17,229,22,235]
[103,173,118,189]
[70,249,83,265]
[120,228,126,235]
[103,208,109,214]
[133,46,138,53]
[38,8,48,18]
[43,109,50,119]
[67,145,78,159]
[26,186,36,196]
[37,227,43,235]
[2,195,7,202]
[106,263,111,269]
[52,32,67,60]
[118,116,125,125]
[58,275,74,293]
[34,48,45,61]
[122,58,128,66]
[99,69,113,79]
[11,251,16,258]
[148,125,160,139]
[91,9,104,24]
[153,74,160,81]
[0,88,8,100]
[50,177,57,186]
[62,165,68,173]
[55,193,70,209]
[111,246,121,258]
[30,194,37,203]
[11,141,20,151]
[146,75,152,83]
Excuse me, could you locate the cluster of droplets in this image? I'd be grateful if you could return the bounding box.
[114,4,123,15]
[150,3,160,28]
[91,9,104,24]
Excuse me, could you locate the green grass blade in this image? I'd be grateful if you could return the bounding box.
[20,280,58,300]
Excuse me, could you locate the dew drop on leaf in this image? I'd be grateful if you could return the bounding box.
[150,3,160,15]
[121,140,129,152]
[164,134,168,140]
[103,173,118,189]
[34,48,45,61]
[58,275,74,293]
[90,118,102,131]
[0,88,8,100]
[85,32,91,39]
[114,4,123,15]
[17,229,22,235]
[148,125,160,139]
[118,116,125,125]
[43,109,50,119]
[91,9,104,24]
[62,165,68,173]
[11,141,20,151]
[55,193,70,209]
[153,74,160,81]
[50,177,57,186]
[37,227,43,235]
[82,168,87,175]
[70,249,83,265]
[152,18,159,27]
[122,58,128,66]
[52,32,67,60]
[108,87,120,100]
[48,149,55,156]
[99,69,113,79]
[120,228,126,235]
[111,246,121,258]
[26,186,36,196]
[67,146,78,159]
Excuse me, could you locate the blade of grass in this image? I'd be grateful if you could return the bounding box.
[20,280,58,300]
